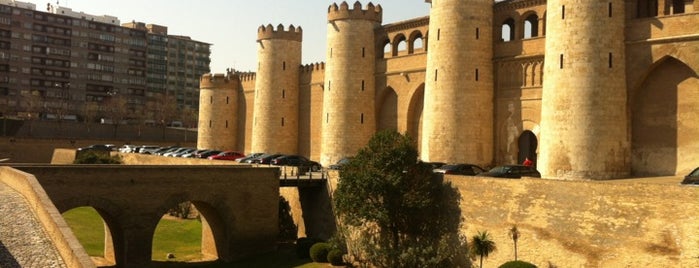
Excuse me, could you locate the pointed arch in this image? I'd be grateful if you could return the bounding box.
[632,56,699,175]
[377,87,398,132]
[407,84,425,151]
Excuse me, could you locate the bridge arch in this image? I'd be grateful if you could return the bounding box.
[151,193,235,262]
[59,197,124,266]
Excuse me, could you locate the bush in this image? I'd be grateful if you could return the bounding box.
[499,260,538,268]
[309,242,330,263]
[73,151,122,164]
[327,248,344,266]
[295,237,321,259]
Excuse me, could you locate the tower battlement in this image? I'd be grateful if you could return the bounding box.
[200,73,238,89]
[257,24,303,42]
[301,62,325,73]
[328,1,382,23]
[239,72,256,82]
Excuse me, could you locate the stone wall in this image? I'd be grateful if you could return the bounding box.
[0,167,94,268]
[447,175,699,267]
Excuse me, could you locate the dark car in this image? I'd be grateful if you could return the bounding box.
[253,154,285,164]
[433,164,486,176]
[681,167,699,185]
[328,157,352,170]
[478,165,541,179]
[196,150,222,159]
[237,153,265,163]
[208,151,245,161]
[271,155,321,171]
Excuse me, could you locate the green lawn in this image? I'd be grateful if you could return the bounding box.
[62,207,328,267]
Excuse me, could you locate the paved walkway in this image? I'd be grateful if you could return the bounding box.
[0,182,67,268]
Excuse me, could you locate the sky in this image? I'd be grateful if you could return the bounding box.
[23,0,432,73]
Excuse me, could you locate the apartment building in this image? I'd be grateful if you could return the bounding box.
[0,1,210,124]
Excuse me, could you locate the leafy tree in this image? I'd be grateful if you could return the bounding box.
[471,230,497,268]
[499,260,537,268]
[333,130,468,267]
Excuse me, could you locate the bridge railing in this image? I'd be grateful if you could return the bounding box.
[262,164,327,187]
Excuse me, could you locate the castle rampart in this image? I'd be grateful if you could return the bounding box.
[539,0,630,179]
[198,73,239,151]
[199,0,699,178]
[252,24,303,154]
[421,0,494,166]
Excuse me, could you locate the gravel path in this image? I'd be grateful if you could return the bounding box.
[0,182,67,268]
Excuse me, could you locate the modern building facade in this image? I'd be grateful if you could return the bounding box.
[0,0,210,124]
[200,0,695,179]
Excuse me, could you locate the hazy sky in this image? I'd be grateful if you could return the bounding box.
[24,0,431,73]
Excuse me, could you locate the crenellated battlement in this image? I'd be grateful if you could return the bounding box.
[238,72,257,82]
[328,1,382,23]
[301,62,325,73]
[200,73,239,89]
[257,24,303,42]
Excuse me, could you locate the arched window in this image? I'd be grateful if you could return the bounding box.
[382,39,391,58]
[523,14,539,39]
[637,0,658,18]
[671,0,685,14]
[502,18,515,42]
[413,37,423,51]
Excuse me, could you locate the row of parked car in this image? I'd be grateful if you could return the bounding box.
[115,145,323,171]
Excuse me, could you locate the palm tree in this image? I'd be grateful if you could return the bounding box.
[471,230,497,268]
[510,225,520,261]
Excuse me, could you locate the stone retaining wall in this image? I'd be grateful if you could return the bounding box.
[0,167,94,268]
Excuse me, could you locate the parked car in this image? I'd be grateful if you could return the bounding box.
[208,151,245,161]
[196,150,221,159]
[253,154,285,164]
[681,167,699,185]
[271,155,322,172]
[163,147,194,157]
[328,157,352,170]
[478,165,541,178]
[237,153,265,163]
[424,161,447,169]
[433,164,485,176]
[173,148,197,157]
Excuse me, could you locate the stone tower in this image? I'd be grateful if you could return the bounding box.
[539,0,629,179]
[197,72,239,151]
[421,0,494,167]
[320,2,382,166]
[251,24,303,154]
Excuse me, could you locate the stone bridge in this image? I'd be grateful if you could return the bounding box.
[6,165,287,267]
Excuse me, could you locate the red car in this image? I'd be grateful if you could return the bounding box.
[207,151,245,161]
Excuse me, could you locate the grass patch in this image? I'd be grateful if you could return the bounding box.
[62,207,104,256]
[151,216,203,261]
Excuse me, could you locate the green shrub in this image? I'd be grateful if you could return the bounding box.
[499,260,537,268]
[73,151,122,164]
[309,242,330,263]
[295,237,321,259]
[327,248,344,266]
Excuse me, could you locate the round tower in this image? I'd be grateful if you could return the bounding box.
[421,0,494,167]
[198,73,239,151]
[320,2,382,166]
[539,0,629,179]
[251,24,302,155]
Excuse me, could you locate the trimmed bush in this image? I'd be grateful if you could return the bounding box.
[74,151,122,164]
[499,260,538,268]
[295,237,321,259]
[327,248,344,266]
[309,242,330,263]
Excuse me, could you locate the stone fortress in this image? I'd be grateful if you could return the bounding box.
[198,0,699,179]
